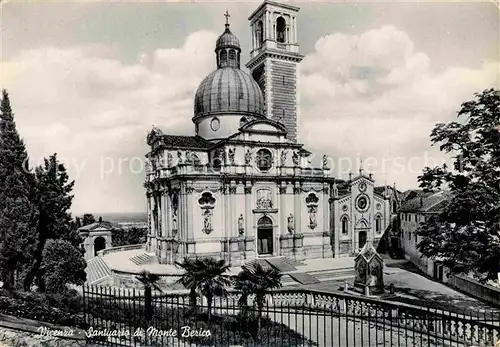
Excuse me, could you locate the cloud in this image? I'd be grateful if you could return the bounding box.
[1,24,498,213]
[1,31,218,213]
[299,25,499,188]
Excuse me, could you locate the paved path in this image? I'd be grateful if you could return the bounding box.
[294,262,499,314]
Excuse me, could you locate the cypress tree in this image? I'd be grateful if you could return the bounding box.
[0,90,39,290]
[24,154,84,292]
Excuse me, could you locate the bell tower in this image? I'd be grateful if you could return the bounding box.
[246,1,304,143]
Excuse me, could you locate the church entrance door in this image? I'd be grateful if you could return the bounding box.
[358,230,367,249]
[257,216,273,256]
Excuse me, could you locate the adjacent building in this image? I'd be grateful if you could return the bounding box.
[399,190,449,281]
[79,221,114,261]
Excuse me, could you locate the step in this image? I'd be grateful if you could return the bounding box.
[265,257,297,273]
[288,272,320,285]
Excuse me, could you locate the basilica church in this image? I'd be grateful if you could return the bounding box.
[144,0,399,266]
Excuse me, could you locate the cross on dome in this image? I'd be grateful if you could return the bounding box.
[224,10,230,25]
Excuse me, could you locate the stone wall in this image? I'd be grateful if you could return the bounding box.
[0,326,85,347]
[0,313,85,347]
[448,274,500,307]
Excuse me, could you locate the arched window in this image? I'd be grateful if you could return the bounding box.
[198,191,216,207]
[341,216,349,234]
[257,21,264,44]
[256,148,273,172]
[305,193,319,205]
[392,200,397,213]
[220,50,227,63]
[276,17,286,43]
[229,49,236,61]
[375,215,382,233]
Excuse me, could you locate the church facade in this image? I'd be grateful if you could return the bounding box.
[144,0,399,266]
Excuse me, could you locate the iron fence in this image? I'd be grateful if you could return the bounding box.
[83,285,500,347]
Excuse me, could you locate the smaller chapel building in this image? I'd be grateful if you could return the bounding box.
[144,1,399,266]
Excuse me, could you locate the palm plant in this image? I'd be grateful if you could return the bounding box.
[135,270,161,322]
[175,257,202,314]
[234,262,282,332]
[195,257,231,320]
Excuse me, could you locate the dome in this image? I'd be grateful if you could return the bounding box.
[194,67,265,118]
[216,26,240,50]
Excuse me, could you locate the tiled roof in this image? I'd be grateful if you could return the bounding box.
[160,135,213,150]
[399,191,448,213]
[78,221,114,232]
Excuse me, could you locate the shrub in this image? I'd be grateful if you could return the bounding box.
[0,289,85,327]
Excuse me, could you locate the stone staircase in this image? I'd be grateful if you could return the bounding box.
[130,253,156,266]
[308,267,355,282]
[288,272,320,285]
[86,256,112,284]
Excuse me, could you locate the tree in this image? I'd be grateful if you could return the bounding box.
[39,239,87,293]
[135,270,161,323]
[112,227,146,247]
[175,257,203,314]
[82,214,96,226]
[23,154,82,292]
[417,88,500,282]
[0,90,39,290]
[234,263,282,332]
[196,258,231,320]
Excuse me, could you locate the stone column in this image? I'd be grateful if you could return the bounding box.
[244,185,254,258]
[244,186,252,236]
[160,188,166,238]
[251,23,255,50]
[186,186,194,239]
[293,16,298,44]
[223,185,230,263]
[186,186,195,255]
[293,185,302,232]
[279,185,288,257]
[147,193,154,234]
[279,186,287,235]
[293,184,304,261]
[333,199,340,256]
[177,187,185,258]
[265,11,269,40]
[323,186,331,257]
[230,183,237,237]
[166,193,171,238]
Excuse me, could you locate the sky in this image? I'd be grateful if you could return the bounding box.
[1,0,499,214]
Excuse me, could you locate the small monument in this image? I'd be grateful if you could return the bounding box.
[354,242,384,295]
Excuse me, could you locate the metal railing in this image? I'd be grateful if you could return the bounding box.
[83,285,500,347]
